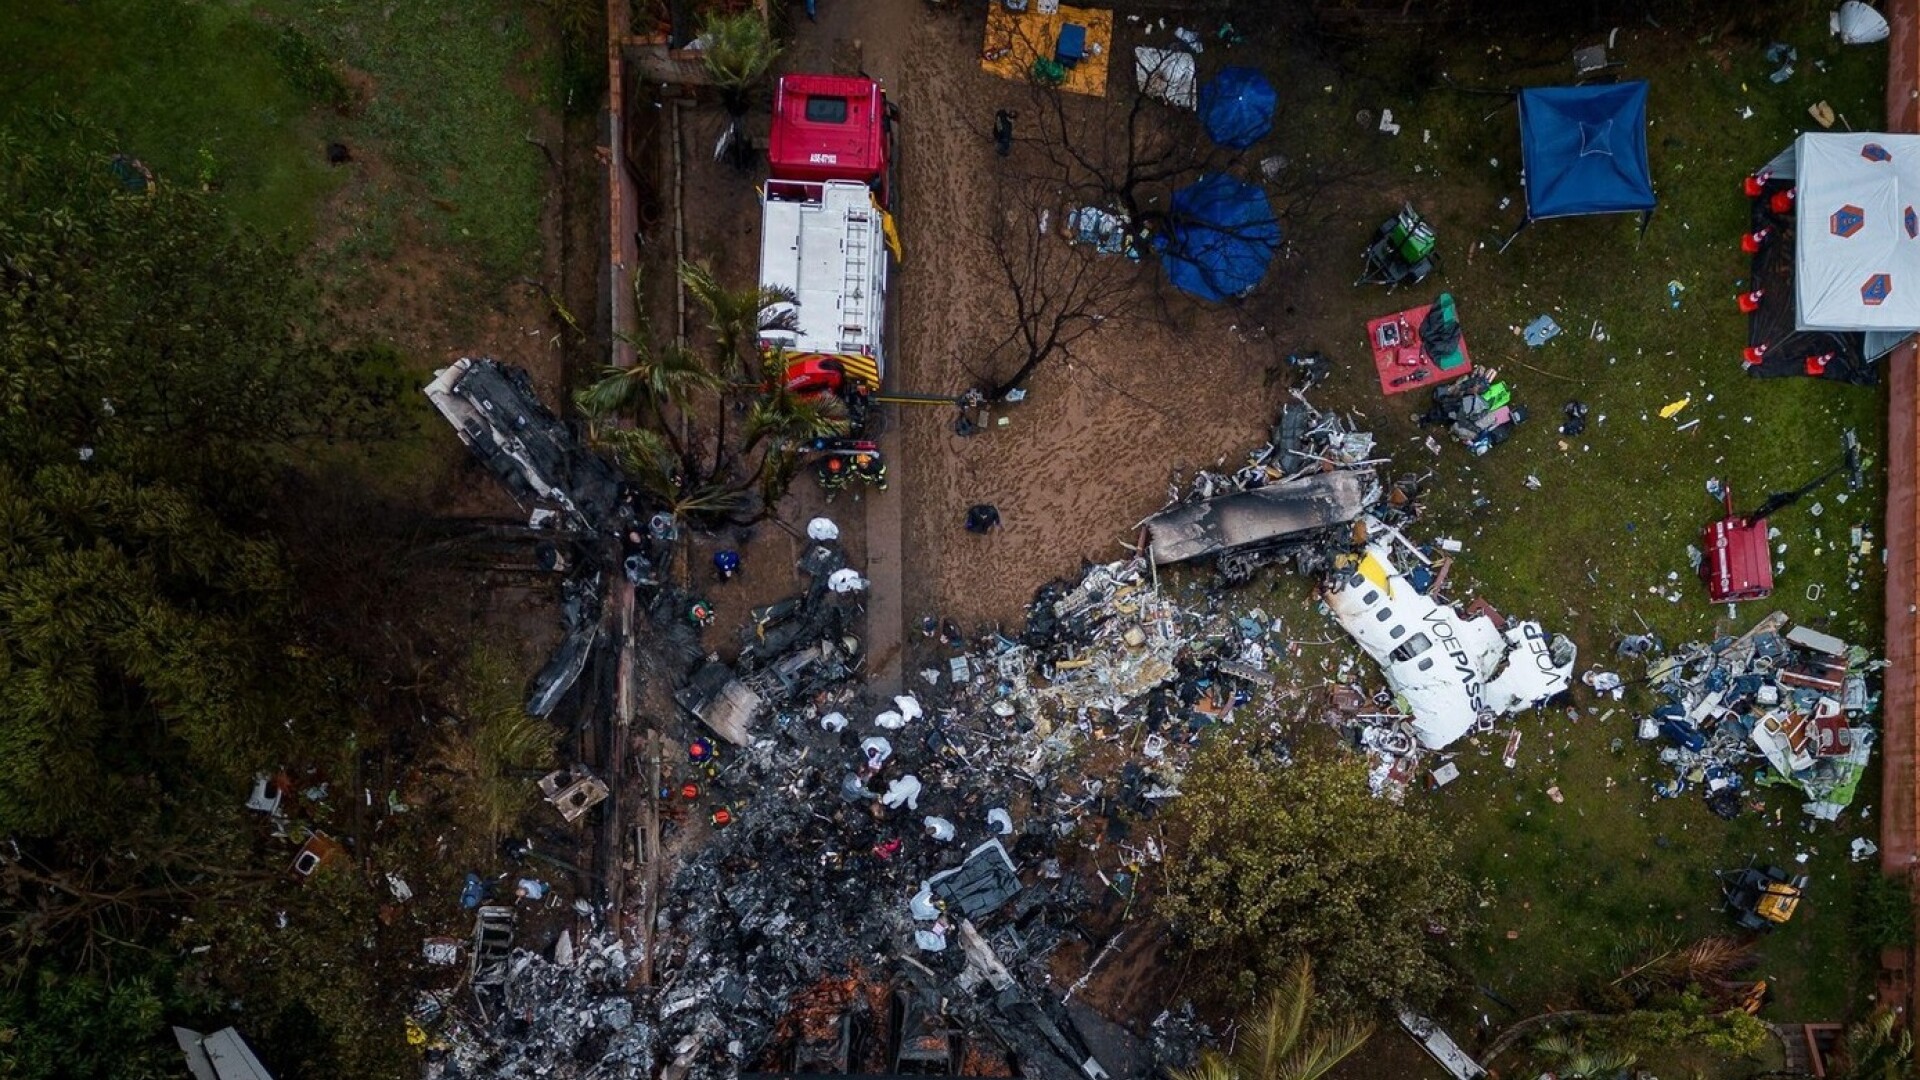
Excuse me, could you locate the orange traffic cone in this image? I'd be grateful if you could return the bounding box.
[1741,227,1772,254]
[1744,170,1772,198]
[1742,343,1770,368]
[1736,289,1765,313]
[1769,187,1797,215]
[1805,353,1832,377]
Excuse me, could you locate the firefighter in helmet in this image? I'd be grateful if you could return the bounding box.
[853,452,888,492]
[816,454,852,497]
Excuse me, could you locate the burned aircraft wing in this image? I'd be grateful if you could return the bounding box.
[424,358,622,533]
[1144,469,1367,566]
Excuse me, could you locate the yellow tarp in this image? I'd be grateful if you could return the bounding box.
[981,4,1113,98]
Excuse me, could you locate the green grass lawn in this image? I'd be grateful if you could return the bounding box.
[0,0,339,237]
[1229,8,1891,1047]
[0,0,547,281]
[256,0,549,279]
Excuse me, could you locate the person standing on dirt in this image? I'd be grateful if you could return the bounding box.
[854,452,888,491]
[965,504,1001,534]
[993,110,1015,157]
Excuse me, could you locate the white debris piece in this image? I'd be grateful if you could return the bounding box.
[1325,541,1575,749]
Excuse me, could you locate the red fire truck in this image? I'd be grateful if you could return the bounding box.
[758,74,899,393]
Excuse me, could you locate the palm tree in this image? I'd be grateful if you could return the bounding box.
[679,259,803,474]
[1833,1009,1914,1080]
[576,341,722,471]
[1531,1032,1637,1080]
[679,259,799,380]
[1174,959,1374,1080]
[580,265,837,528]
[698,11,780,120]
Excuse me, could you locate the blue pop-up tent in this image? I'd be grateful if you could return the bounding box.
[1158,173,1281,302]
[1502,80,1656,251]
[1199,67,1276,150]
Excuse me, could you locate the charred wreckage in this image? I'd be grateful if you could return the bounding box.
[419,361,1566,1079]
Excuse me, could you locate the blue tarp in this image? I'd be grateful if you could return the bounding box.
[1199,67,1276,150]
[1517,81,1656,220]
[1158,173,1281,302]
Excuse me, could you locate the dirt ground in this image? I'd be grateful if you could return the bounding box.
[769,4,1324,642]
[769,0,1461,646]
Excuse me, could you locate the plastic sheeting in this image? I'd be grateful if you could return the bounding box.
[1835,0,1891,44]
[1198,67,1276,149]
[1134,47,1196,109]
[1157,173,1281,302]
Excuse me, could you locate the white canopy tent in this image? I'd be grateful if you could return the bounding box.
[1763,132,1920,358]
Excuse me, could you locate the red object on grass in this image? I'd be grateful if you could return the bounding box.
[1365,304,1473,396]
[1737,289,1765,313]
[1702,512,1773,603]
[1744,170,1772,198]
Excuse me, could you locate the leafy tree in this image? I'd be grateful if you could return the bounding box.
[0,118,409,1073]
[0,464,322,842]
[1158,739,1474,1013]
[1173,958,1374,1080]
[0,117,405,486]
[0,969,177,1080]
[580,261,844,528]
[698,11,780,119]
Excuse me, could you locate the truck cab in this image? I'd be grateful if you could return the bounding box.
[768,74,896,209]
